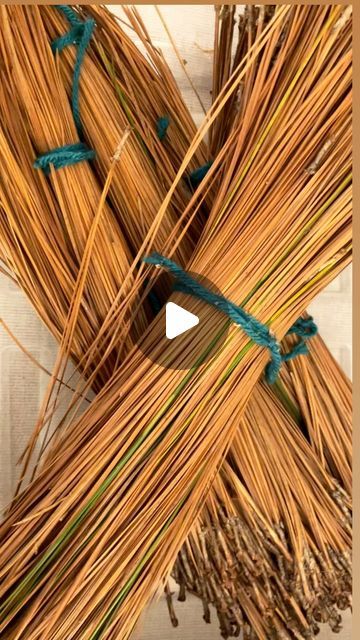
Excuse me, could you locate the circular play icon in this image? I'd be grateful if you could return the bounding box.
[165,302,199,339]
[137,271,230,371]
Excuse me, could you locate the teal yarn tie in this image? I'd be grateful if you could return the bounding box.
[283,316,318,362]
[34,7,95,173]
[143,253,317,383]
[52,5,95,136]
[156,116,170,141]
[143,252,283,383]
[187,161,213,189]
[55,4,81,27]
[34,143,95,174]
[288,316,318,339]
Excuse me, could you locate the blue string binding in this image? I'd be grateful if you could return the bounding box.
[283,316,318,362]
[187,161,213,190]
[34,143,95,175]
[143,253,317,383]
[34,6,95,173]
[156,116,170,142]
[52,5,95,136]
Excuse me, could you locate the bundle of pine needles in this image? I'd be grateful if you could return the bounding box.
[0,5,352,640]
[171,336,351,639]
[0,3,210,484]
[170,8,352,637]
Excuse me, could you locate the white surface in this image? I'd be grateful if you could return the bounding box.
[0,5,352,639]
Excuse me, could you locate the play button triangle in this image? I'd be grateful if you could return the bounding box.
[165,302,199,339]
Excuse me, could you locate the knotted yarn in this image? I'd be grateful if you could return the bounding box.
[187,161,213,189]
[34,6,95,173]
[34,143,95,174]
[156,116,170,142]
[143,253,317,383]
[52,5,95,136]
[282,316,318,362]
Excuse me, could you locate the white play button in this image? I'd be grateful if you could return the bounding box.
[165,302,199,339]
[137,270,229,369]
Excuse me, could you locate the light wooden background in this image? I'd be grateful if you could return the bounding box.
[0,5,352,639]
